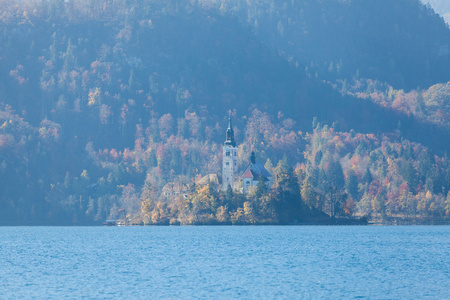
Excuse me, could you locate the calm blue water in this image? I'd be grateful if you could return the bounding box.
[0,226,449,299]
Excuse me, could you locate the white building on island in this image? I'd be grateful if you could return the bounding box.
[240,152,272,194]
[221,117,271,193]
[221,117,238,191]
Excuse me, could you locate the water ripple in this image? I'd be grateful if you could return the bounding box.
[0,226,449,299]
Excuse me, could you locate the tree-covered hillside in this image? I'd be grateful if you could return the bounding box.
[1,0,450,225]
[230,0,450,90]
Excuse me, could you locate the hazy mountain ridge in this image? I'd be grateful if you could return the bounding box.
[422,0,450,24]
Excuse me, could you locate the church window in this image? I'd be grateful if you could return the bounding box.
[226,151,230,156]
[226,162,229,166]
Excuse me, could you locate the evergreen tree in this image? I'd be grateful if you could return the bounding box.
[301,175,317,209]
[148,149,158,168]
[255,175,267,200]
[170,147,182,174]
[225,184,234,203]
[314,150,323,166]
[418,149,434,182]
[345,169,359,200]
[363,167,373,185]
[323,159,345,217]
[274,167,304,223]
[401,159,418,189]
[327,160,345,191]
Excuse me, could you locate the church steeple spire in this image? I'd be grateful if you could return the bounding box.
[225,117,236,147]
[222,116,238,191]
[250,151,256,164]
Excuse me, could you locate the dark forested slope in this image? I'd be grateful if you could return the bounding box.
[230,0,450,90]
[1,0,450,224]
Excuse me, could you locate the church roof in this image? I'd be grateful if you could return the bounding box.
[162,182,191,193]
[242,169,258,179]
[240,153,272,180]
[195,174,219,186]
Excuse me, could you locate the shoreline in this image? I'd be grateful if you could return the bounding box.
[3,217,450,226]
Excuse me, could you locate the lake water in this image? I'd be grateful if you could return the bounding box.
[0,226,449,299]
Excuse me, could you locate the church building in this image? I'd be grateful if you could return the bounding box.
[240,152,272,194]
[221,117,238,191]
[221,117,271,193]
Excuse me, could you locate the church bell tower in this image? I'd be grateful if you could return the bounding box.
[222,117,238,191]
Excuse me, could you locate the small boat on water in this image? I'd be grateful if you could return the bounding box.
[103,220,116,226]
